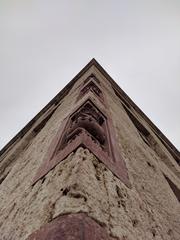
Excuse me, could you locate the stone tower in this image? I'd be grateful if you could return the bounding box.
[0,59,179,240]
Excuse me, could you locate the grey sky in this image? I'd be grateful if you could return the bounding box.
[0,0,180,151]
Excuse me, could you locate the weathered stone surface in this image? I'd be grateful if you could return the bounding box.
[0,65,179,240]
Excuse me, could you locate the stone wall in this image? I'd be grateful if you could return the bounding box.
[0,66,179,240]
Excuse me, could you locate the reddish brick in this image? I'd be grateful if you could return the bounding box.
[27,213,117,240]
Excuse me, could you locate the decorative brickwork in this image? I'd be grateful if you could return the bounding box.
[33,99,130,187]
[84,74,100,85]
[58,101,107,153]
[77,80,104,103]
[33,70,130,186]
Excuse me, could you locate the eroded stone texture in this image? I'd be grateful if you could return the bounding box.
[0,64,180,240]
[0,145,179,240]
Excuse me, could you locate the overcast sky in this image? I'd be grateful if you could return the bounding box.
[0,0,180,151]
